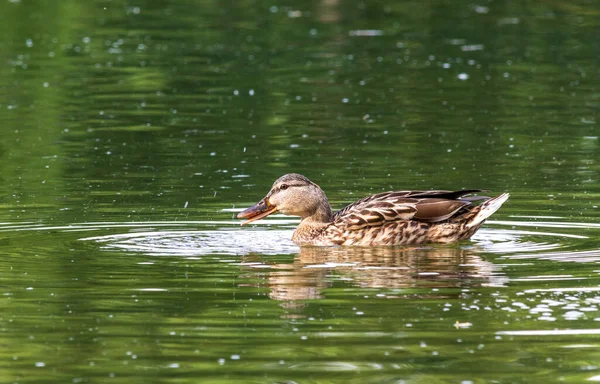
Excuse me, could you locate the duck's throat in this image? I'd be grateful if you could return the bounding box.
[292,218,330,245]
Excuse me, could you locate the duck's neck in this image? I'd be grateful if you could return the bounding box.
[303,201,333,223]
[292,202,333,245]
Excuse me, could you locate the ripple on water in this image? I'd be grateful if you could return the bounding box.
[1,218,597,261]
[470,228,563,254]
[77,226,567,257]
[80,229,298,256]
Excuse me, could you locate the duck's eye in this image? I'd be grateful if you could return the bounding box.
[280,184,289,190]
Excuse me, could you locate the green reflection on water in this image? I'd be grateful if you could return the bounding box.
[1,0,600,383]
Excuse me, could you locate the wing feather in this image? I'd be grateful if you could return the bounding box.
[333,190,480,229]
[413,199,470,222]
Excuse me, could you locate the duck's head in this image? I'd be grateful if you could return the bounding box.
[237,173,331,225]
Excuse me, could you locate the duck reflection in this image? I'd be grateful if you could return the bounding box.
[242,246,507,303]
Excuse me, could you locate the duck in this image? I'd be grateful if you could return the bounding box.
[237,173,509,246]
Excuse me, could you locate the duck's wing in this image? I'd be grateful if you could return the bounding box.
[333,190,482,229]
[403,189,484,200]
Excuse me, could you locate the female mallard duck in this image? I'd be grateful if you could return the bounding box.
[237,174,509,246]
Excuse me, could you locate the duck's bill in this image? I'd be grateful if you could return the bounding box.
[237,200,278,226]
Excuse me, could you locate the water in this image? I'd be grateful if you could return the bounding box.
[2,1,600,382]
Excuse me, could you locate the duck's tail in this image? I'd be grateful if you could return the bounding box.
[467,193,510,228]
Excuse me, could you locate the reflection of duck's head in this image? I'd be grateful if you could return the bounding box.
[237,173,332,225]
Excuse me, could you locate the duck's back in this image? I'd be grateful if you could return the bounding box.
[322,190,508,246]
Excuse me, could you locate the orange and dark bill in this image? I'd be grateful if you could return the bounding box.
[237,199,278,226]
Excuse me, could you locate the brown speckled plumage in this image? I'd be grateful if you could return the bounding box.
[238,174,509,246]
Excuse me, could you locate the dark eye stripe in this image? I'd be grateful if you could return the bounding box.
[279,183,304,190]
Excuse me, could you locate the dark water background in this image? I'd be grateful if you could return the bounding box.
[2,1,600,382]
